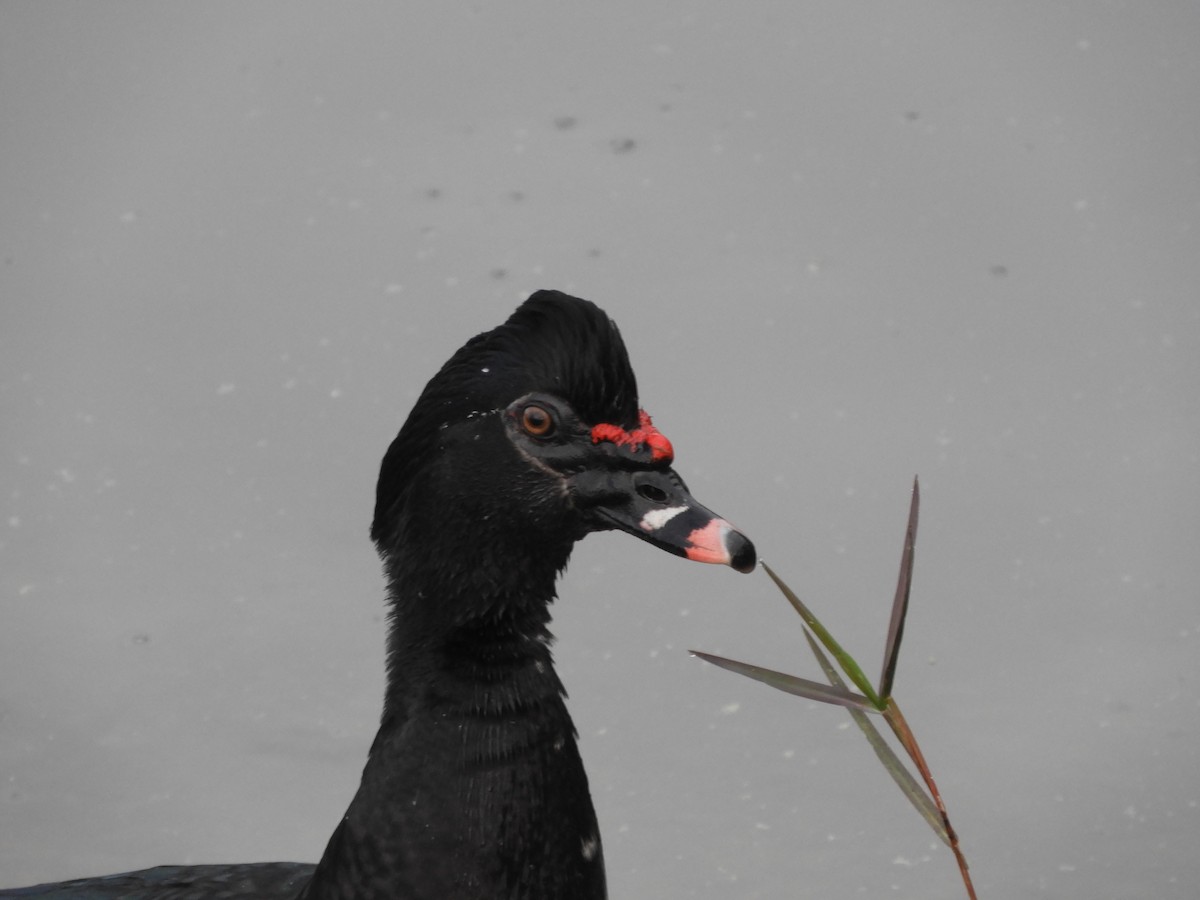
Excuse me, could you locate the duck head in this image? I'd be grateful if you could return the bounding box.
[371,291,755,600]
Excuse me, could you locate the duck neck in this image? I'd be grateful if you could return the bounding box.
[302,536,607,899]
[380,551,567,727]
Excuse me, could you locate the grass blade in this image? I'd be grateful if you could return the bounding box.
[761,561,883,708]
[802,629,949,844]
[690,650,877,712]
[878,476,919,701]
[884,699,978,900]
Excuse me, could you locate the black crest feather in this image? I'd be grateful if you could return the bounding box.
[371,291,639,547]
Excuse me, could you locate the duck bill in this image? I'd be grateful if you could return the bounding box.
[575,468,756,574]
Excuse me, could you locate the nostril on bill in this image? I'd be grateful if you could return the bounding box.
[636,483,669,503]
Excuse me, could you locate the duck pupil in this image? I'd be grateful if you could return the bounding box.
[523,406,552,435]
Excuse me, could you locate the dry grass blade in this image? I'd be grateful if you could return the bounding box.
[882,700,978,899]
[878,476,919,701]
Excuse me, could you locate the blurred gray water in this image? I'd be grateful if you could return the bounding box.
[2,3,1197,897]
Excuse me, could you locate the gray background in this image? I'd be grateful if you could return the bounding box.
[2,3,1197,897]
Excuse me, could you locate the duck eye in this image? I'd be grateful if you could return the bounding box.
[521,404,555,437]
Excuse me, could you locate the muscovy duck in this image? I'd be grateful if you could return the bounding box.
[2,291,755,899]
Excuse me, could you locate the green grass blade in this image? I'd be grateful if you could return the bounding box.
[690,650,877,712]
[802,629,949,845]
[761,561,883,708]
[878,476,920,701]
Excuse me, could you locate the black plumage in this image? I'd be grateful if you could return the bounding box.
[3,291,754,900]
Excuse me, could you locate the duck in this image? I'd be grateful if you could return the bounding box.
[2,290,755,899]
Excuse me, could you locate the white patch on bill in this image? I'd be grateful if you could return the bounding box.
[640,505,687,532]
